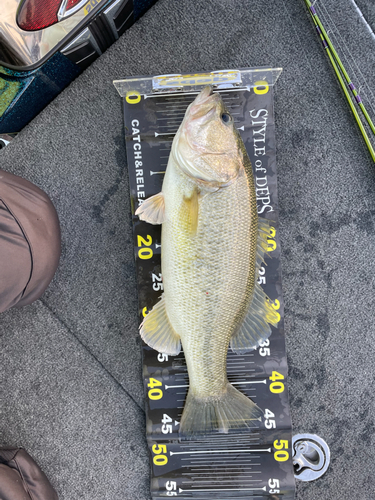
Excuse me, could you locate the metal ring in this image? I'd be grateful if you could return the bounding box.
[292,433,330,481]
[0,135,12,149]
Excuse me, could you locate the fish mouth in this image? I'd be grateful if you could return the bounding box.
[195,85,215,103]
[189,86,221,115]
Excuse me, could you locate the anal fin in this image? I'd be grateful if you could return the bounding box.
[140,294,181,355]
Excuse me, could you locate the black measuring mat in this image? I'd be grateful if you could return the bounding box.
[117,69,295,500]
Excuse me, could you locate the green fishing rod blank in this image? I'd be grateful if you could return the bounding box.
[326,43,375,162]
[304,0,375,138]
[309,11,375,162]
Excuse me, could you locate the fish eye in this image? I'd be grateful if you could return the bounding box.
[221,113,231,124]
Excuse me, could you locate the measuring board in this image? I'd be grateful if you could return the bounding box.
[114,68,295,499]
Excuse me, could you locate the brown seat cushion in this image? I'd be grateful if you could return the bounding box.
[0,170,61,312]
[0,448,58,500]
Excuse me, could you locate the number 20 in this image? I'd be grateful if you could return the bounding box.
[137,234,153,259]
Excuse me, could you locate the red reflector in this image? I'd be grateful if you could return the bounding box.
[17,0,62,31]
[66,0,82,10]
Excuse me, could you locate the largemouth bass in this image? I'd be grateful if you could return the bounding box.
[136,86,279,439]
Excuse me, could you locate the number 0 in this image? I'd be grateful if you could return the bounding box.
[139,248,152,259]
[274,450,289,462]
[153,455,168,465]
[254,80,269,94]
[148,388,163,400]
[270,381,284,393]
[126,90,141,104]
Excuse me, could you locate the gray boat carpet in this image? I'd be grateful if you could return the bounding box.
[1,1,375,499]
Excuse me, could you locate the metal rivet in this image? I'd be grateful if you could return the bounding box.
[292,433,330,481]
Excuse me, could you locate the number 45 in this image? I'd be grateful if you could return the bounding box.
[264,408,276,429]
[162,414,173,434]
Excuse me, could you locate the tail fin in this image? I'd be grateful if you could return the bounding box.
[179,383,262,440]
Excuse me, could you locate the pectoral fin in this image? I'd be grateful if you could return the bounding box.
[135,192,166,224]
[140,294,181,355]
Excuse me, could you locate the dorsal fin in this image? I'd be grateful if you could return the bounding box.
[230,283,279,354]
[140,295,181,355]
[135,192,166,225]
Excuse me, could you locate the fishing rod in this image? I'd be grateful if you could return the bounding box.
[304,0,375,163]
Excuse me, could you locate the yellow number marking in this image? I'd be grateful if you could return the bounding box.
[254,80,269,94]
